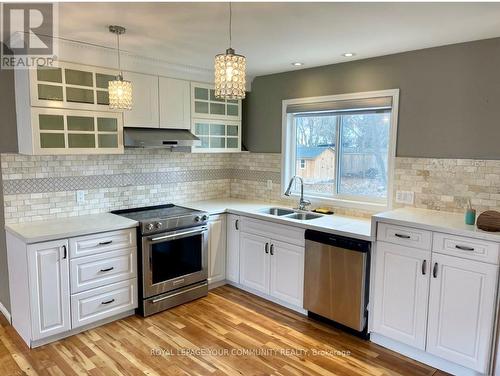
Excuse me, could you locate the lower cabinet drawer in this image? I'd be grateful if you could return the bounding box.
[71,279,137,329]
[70,248,137,293]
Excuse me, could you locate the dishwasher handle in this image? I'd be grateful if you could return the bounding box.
[305,229,370,253]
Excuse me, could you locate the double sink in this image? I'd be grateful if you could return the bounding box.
[259,207,323,221]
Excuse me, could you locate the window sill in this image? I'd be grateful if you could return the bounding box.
[282,193,389,213]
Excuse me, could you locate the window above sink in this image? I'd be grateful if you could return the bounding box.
[282,89,399,211]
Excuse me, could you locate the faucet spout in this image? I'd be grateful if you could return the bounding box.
[284,176,311,211]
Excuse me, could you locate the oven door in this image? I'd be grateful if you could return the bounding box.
[142,225,208,299]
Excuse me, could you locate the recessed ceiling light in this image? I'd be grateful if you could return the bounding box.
[291,62,304,67]
[342,52,355,57]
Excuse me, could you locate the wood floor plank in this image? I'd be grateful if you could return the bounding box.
[0,285,451,376]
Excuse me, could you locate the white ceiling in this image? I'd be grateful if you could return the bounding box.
[59,2,500,78]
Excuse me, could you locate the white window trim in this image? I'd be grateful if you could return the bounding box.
[281,89,399,212]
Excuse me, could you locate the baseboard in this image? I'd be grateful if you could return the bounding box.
[208,279,227,290]
[370,333,483,376]
[0,301,11,324]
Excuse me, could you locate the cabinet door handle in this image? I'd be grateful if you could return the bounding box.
[432,262,438,278]
[99,240,113,246]
[270,244,274,256]
[101,299,115,305]
[422,260,427,275]
[265,243,269,254]
[235,219,239,230]
[394,233,411,239]
[455,245,474,251]
[100,267,114,272]
[62,245,67,259]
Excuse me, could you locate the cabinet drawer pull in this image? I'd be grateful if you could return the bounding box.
[270,244,274,256]
[432,262,438,278]
[62,245,67,259]
[100,267,114,272]
[265,243,269,254]
[99,240,113,246]
[101,299,115,305]
[422,260,427,275]
[235,219,239,230]
[394,233,411,239]
[455,245,474,251]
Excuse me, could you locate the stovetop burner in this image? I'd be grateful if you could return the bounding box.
[111,204,209,235]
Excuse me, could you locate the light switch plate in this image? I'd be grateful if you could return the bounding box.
[266,180,273,190]
[396,190,415,205]
[76,190,85,204]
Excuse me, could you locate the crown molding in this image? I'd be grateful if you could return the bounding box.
[56,38,253,90]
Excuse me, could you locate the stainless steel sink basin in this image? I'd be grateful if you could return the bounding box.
[284,212,323,221]
[260,207,295,216]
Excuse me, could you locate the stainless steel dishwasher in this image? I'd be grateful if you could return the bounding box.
[304,230,370,334]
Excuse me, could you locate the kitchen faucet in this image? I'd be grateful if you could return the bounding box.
[284,176,311,211]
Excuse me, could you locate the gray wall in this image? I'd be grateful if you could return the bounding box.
[244,37,500,159]
[0,44,17,312]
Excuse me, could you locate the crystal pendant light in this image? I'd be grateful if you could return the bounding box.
[108,25,132,110]
[214,2,246,100]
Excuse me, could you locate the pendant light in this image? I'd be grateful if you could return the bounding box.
[214,2,246,100]
[108,25,132,110]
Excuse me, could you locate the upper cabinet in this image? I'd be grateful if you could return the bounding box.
[122,72,159,128]
[15,61,124,155]
[30,62,118,112]
[191,82,241,121]
[159,77,191,130]
[191,82,242,152]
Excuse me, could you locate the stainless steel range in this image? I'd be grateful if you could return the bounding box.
[111,204,209,316]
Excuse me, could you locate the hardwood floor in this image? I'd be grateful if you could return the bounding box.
[0,285,449,376]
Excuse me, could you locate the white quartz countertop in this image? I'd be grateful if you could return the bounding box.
[182,198,373,241]
[373,207,500,242]
[5,213,138,244]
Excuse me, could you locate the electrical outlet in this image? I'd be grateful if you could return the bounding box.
[76,190,86,204]
[396,190,415,205]
[266,180,273,190]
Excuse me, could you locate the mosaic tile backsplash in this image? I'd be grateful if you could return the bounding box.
[1,150,499,223]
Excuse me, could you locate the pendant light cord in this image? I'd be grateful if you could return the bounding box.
[116,32,122,76]
[229,2,232,49]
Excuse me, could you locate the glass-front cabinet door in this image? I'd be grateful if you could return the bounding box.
[191,82,241,121]
[192,119,241,153]
[31,108,123,155]
[31,62,118,112]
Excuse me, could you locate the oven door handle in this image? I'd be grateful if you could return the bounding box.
[149,227,207,242]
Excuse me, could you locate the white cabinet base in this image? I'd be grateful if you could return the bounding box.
[226,280,307,315]
[31,309,134,348]
[371,333,484,376]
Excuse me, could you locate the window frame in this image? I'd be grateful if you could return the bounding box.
[281,89,399,211]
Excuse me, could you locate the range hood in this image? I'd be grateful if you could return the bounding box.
[124,127,201,150]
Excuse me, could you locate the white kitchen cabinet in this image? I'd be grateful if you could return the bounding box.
[191,118,241,153]
[123,72,159,128]
[27,239,71,341]
[208,215,227,285]
[372,241,430,350]
[27,107,124,155]
[159,77,191,129]
[191,82,241,121]
[426,253,498,372]
[239,232,270,294]
[269,240,304,307]
[6,227,137,348]
[226,214,240,283]
[239,218,305,308]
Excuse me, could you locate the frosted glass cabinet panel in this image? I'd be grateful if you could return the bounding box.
[191,82,241,121]
[30,62,119,112]
[192,119,241,153]
[29,108,123,155]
